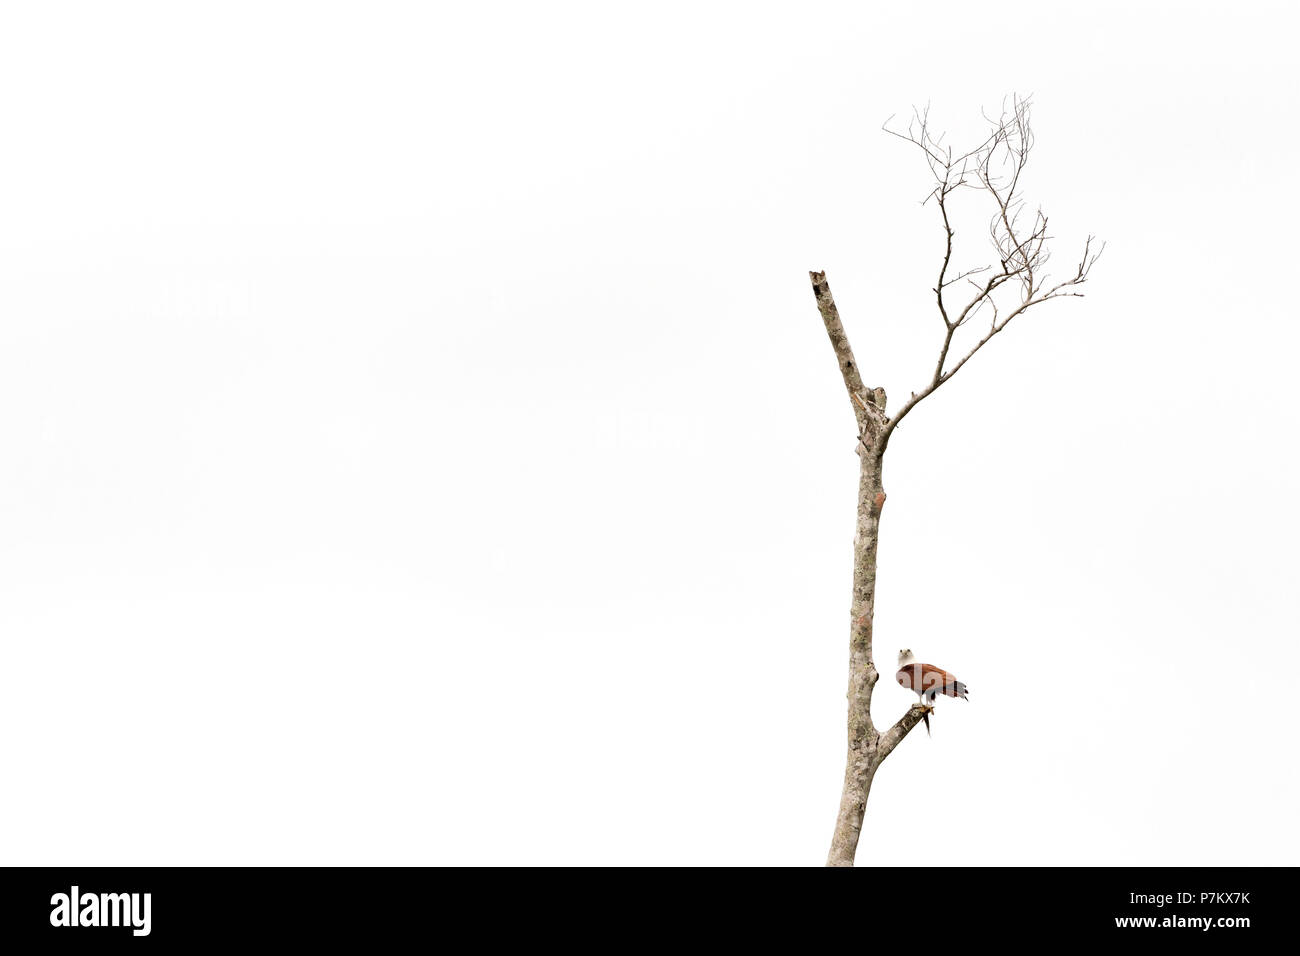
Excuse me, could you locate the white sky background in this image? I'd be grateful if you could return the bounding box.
[1,1,1297,866]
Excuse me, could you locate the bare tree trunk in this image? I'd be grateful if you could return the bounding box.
[826,453,885,867]
[812,273,927,868]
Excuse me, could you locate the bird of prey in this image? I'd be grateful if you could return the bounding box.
[896,648,969,736]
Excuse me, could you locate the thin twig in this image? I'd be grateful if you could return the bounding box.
[876,98,1103,454]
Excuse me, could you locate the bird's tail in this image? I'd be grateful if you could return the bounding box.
[952,681,969,701]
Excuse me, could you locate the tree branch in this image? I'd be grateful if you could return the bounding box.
[810,271,886,430]
[877,704,930,762]
[874,98,1105,454]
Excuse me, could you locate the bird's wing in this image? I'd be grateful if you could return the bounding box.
[917,663,969,700]
[895,664,922,690]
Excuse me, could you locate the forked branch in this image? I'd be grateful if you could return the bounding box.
[878,96,1104,453]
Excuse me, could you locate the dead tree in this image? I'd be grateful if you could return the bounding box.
[811,97,1102,867]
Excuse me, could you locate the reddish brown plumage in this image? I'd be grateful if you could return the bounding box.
[895,663,969,701]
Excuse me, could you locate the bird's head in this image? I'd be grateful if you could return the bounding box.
[897,648,915,666]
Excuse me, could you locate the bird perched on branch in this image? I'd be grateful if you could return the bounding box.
[896,648,969,736]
